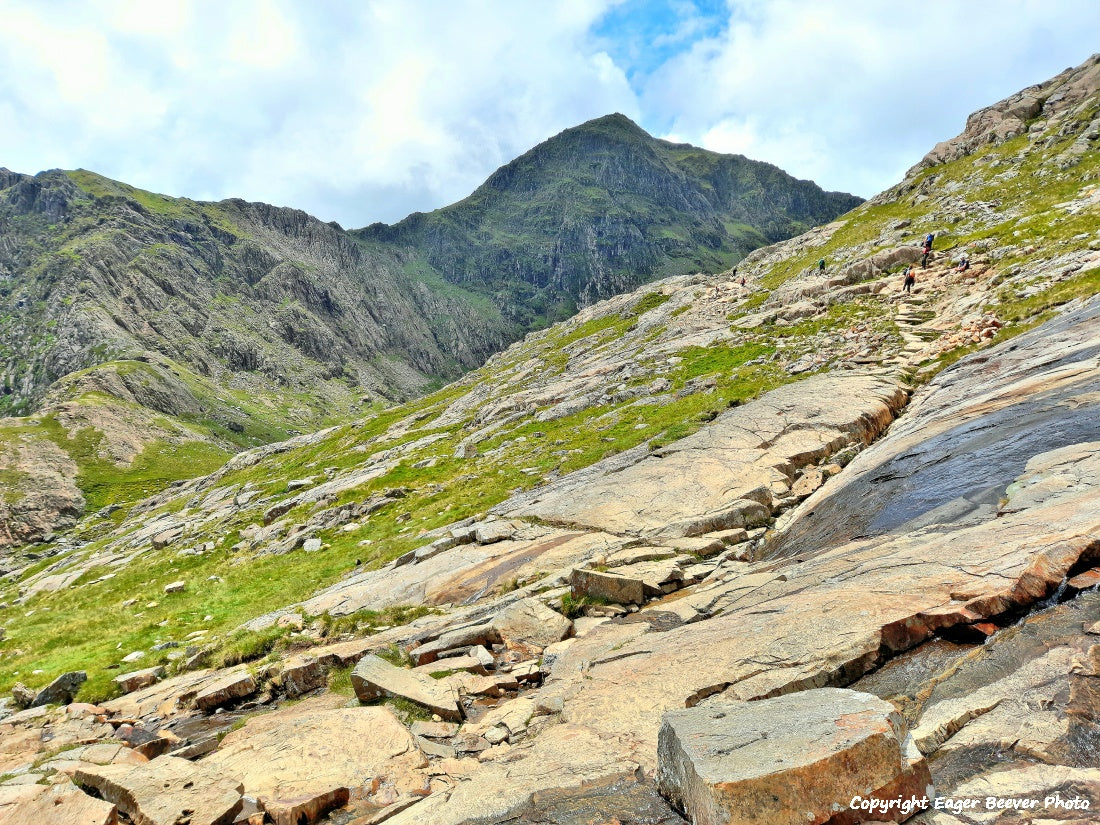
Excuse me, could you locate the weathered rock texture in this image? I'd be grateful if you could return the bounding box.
[657,690,930,825]
[74,756,242,825]
[203,698,426,825]
[352,655,462,721]
[504,374,906,537]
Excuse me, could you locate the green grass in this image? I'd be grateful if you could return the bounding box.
[38,418,230,512]
[327,665,355,697]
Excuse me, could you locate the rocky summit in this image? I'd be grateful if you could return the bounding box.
[1,54,1099,825]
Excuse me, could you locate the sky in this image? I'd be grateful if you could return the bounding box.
[1,0,1098,227]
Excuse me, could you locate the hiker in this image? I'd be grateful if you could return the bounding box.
[903,266,916,294]
[955,252,970,273]
[921,248,930,268]
[740,276,746,288]
[924,232,934,251]
[818,258,826,273]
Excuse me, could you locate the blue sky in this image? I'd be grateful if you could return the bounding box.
[1,1,1098,226]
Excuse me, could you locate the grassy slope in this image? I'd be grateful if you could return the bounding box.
[1,104,1098,704]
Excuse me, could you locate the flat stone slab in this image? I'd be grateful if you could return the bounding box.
[74,755,242,825]
[204,698,426,825]
[656,689,931,825]
[352,655,462,721]
[5,781,118,825]
[114,667,165,695]
[192,668,257,713]
[273,654,328,698]
[571,568,645,605]
[503,375,905,537]
[410,623,500,666]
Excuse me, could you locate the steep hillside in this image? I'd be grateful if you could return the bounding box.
[1,55,1098,825]
[0,171,511,549]
[0,168,508,419]
[0,120,858,550]
[358,113,862,325]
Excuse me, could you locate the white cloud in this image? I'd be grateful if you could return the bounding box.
[643,0,1100,196]
[0,0,636,224]
[0,0,1096,226]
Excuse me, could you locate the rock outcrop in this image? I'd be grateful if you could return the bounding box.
[74,757,243,825]
[657,690,931,825]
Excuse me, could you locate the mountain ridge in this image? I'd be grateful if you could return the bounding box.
[358,112,862,323]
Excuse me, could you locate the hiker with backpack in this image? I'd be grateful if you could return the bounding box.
[903,265,916,294]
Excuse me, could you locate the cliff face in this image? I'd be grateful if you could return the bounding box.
[0,170,510,420]
[360,113,862,325]
[1,55,1098,825]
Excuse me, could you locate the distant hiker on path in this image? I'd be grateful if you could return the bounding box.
[903,266,915,294]
[955,251,970,272]
[818,258,826,273]
[921,232,934,268]
[924,232,935,251]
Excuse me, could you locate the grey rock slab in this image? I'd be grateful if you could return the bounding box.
[571,568,645,605]
[774,294,1100,559]
[473,520,516,545]
[74,756,243,825]
[192,669,257,713]
[410,623,501,666]
[273,654,328,698]
[491,597,572,649]
[114,667,165,695]
[656,689,932,825]
[203,699,426,825]
[412,655,487,677]
[410,721,460,739]
[503,374,905,537]
[4,781,118,825]
[351,655,462,721]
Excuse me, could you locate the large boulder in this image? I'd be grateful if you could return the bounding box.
[656,689,931,825]
[114,667,165,695]
[192,668,257,713]
[570,568,645,606]
[30,671,86,707]
[74,756,243,825]
[351,654,462,721]
[491,597,572,649]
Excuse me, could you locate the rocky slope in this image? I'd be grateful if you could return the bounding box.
[0,118,858,551]
[0,54,1099,825]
